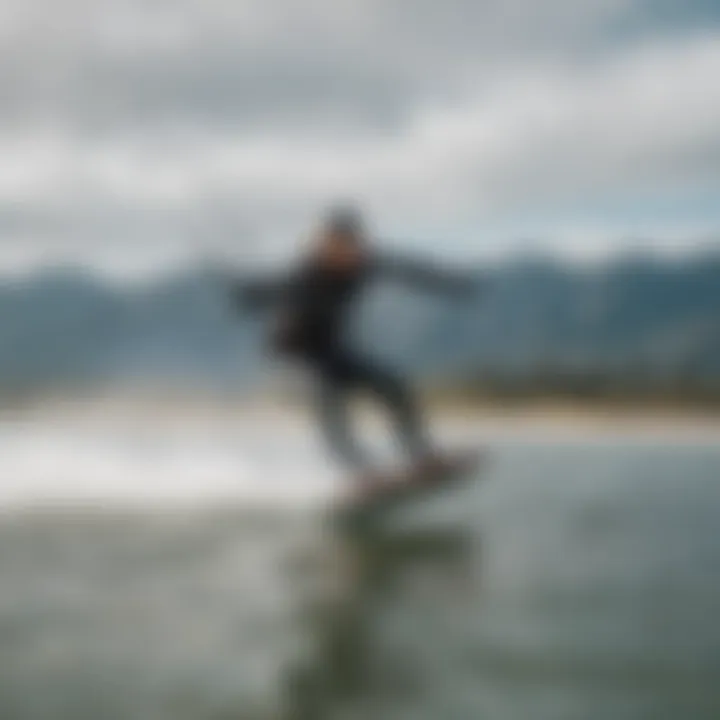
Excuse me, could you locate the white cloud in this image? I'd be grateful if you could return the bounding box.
[0,0,718,274]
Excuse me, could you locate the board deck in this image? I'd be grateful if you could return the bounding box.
[337,450,482,523]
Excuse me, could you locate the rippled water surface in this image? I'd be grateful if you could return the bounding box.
[0,414,718,720]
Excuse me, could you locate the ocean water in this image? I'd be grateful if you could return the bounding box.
[0,405,719,720]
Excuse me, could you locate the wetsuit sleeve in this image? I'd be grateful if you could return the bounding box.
[375,253,483,297]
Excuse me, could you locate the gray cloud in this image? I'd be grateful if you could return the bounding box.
[0,0,718,274]
[0,0,637,132]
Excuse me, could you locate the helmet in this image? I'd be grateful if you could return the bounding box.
[324,204,365,236]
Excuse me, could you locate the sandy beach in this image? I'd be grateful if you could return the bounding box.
[9,392,719,442]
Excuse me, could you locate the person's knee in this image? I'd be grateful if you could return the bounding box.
[377,374,414,410]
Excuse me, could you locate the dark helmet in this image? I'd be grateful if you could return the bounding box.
[324,204,365,237]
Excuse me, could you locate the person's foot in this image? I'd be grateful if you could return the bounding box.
[350,470,389,502]
[414,452,453,480]
[414,450,480,482]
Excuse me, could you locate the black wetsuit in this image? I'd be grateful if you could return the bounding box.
[234,253,477,471]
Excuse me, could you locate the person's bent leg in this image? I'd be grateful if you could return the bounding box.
[356,357,434,464]
[314,376,371,472]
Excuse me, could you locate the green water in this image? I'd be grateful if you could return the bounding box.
[0,443,719,719]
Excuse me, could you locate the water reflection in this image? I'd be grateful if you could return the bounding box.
[283,445,720,720]
[286,518,479,719]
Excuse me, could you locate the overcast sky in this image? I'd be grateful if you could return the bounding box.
[1,0,719,276]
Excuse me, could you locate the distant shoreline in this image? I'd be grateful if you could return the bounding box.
[4,391,719,442]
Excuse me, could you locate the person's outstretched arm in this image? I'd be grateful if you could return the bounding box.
[376,252,483,298]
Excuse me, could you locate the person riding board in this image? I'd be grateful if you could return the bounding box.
[231,206,483,495]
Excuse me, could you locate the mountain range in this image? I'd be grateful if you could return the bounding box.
[1,252,719,397]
